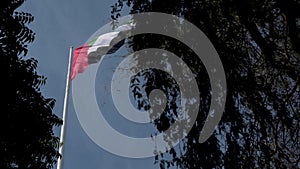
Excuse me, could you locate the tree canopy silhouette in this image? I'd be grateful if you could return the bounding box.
[0,0,62,168]
[111,0,300,168]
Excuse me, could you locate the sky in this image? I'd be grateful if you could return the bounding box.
[19,0,161,169]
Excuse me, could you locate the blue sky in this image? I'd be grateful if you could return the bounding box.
[19,0,160,168]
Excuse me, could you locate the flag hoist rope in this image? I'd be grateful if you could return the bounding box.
[57,46,73,169]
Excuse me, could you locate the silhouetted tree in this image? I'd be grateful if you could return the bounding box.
[0,0,62,168]
[112,0,300,168]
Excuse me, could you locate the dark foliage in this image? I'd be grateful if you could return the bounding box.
[0,0,62,168]
[112,0,300,168]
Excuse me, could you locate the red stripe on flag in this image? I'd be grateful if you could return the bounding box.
[71,44,89,80]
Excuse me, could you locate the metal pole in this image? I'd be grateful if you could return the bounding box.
[57,46,73,169]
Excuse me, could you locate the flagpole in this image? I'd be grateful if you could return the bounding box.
[57,46,73,169]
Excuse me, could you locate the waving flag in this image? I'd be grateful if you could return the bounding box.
[71,23,134,80]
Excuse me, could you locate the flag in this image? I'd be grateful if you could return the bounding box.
[71,23,134,80]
